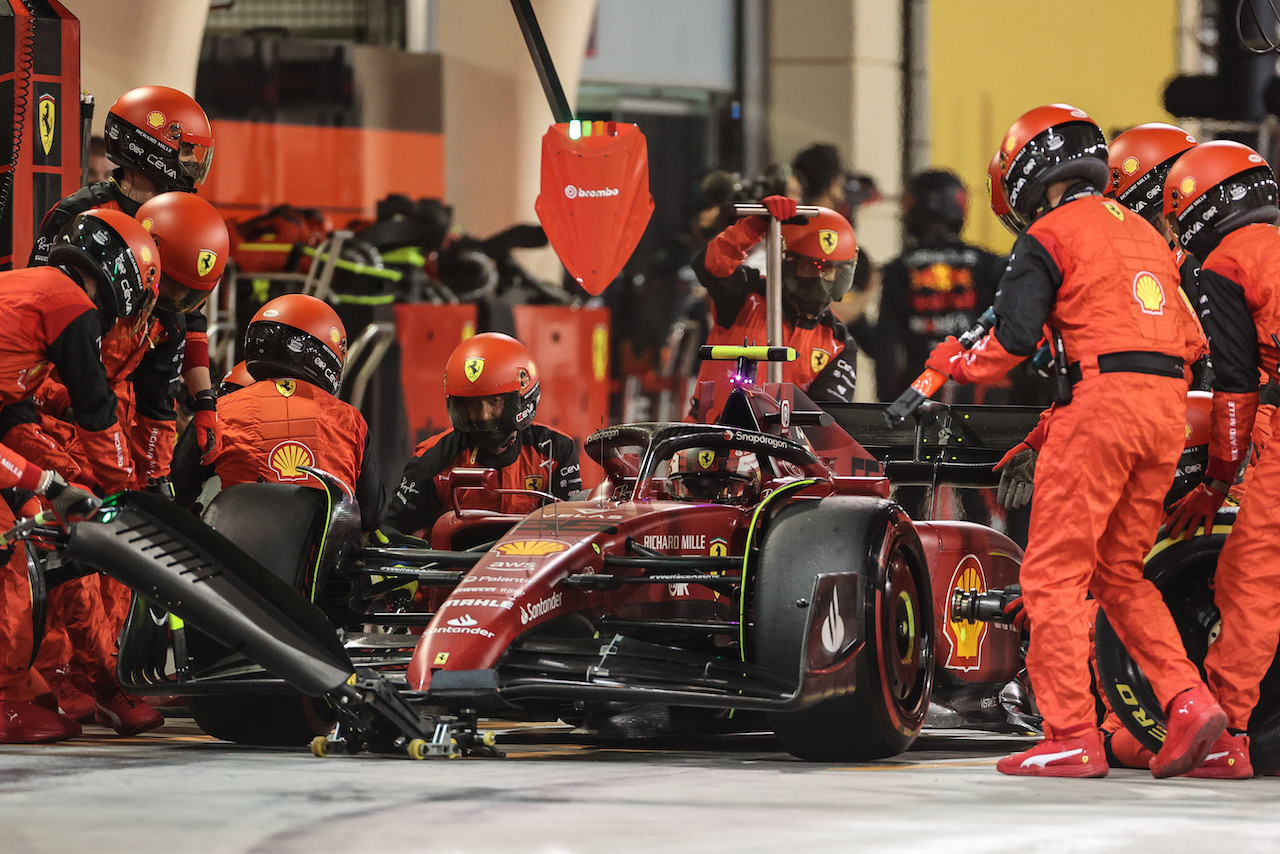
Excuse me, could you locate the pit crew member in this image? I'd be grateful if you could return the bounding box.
[384,332,580,539]
[927,104,1221,778]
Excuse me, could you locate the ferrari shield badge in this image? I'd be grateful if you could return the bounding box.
[38,94,55,156]
[697,449,716,469]
[535,120,654,295]
[464,357,484,382]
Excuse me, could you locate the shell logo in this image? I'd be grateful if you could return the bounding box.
[495,540,568,556]
[1133,271,1166,316]
[140,245,153,265]
[944,555,987,672]
[818,229,839,255]
[1185,422,1193,439]
[1180,176,1196,196]
[141,217,154,232]
[1002,133,1017,154]
[1121,156,1140,176]
[146,110,166,128]
[269,440,315,482]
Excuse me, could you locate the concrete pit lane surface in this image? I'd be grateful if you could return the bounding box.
[1,719,1277,853]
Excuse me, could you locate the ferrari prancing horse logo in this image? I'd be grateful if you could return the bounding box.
[697,449,716,469]
[818,229,838,255]
[464,357,484,382]
[38,94,54,156]
[197,249,218,277]
[811,348,831,373]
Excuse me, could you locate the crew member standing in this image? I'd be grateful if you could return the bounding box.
[1161,140,1280,779]
[926,104,1222,778]
[689,196,859,419]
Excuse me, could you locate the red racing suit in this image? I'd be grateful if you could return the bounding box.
[943,188,1208,739]
[1187,222,1280,730]
[690,217,858,417]
[170,378,384,532]
[385,424,581,539]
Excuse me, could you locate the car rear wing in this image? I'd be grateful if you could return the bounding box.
[821,401,1043,487]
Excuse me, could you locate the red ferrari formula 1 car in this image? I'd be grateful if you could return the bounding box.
[28,345,1040,760]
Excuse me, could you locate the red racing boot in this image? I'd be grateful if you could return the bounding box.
[93,688,165,736]
[41,666,96,723]
[0,700,82,743]
[1184,731,1253,779]
[1150,685,1227,778]
[997,729,1108,778]
[1105,727,1155,770]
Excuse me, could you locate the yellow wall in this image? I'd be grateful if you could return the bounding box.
[929,0,1180,253]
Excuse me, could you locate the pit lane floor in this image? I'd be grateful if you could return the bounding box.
[1,717,1277,854]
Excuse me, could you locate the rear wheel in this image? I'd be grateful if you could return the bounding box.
[756,500,933,760]
[1095,517,1280,774]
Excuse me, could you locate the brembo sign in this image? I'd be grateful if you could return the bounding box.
[564,184,620,199]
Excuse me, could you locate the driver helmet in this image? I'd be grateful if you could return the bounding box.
[444,332,540,449]
[998,103,1109,221]
[219,361,255,396]
[104,86,214,193]
[1164,140,1280,261]
[243,294,347,394]
[1107,123,1197,226]
[779,207,858,317]
[668,447,760,504]
[48,208,161,328]
[136,192,229,314]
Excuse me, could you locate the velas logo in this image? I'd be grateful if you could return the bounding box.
[563,185,620,199]
[496,540,567,556]
[270,440,315,482]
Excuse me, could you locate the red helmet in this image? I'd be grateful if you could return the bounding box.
[244,294,347,394]
[137,192,229,313]
[987,150,1027,235]
[1107,123,1197,225]
[48,208,160,324]
[444,332,541,440]
[1164,140,1279,260]
[668,447,760,505]
[104,86,214,193]
[998,104,1109,219]
[780,207,858,313]
[218,361,255,396]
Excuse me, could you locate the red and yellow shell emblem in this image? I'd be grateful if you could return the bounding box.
[1179,176,1196,197]
[495,540,567,556]
[269,440,315,482]
[1133,271,1166,316]
[146,110,166,129]
[1121,156,1140,176]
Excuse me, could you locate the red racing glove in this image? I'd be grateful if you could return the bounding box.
[761,194,798,222]
[191,389,222,465]
[925,336,965,376]
[1164,479,1229,539]
[1001,586,1028,631]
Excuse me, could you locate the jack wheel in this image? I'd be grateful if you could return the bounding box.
[406,738,428,760]
[310,736,329,758]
